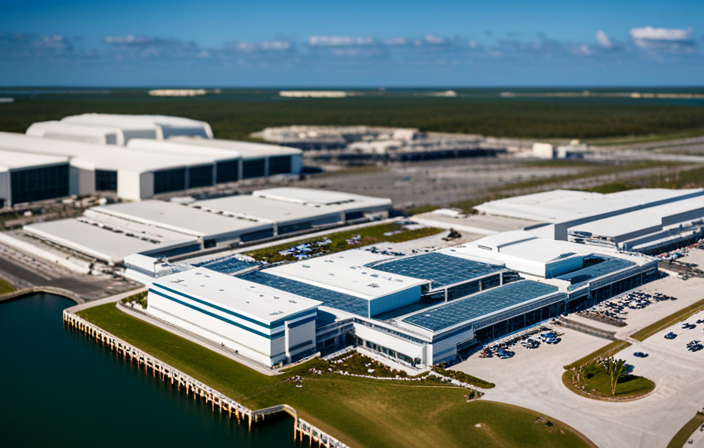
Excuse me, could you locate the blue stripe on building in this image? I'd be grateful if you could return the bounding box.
[149,288,285,340]
[152,282,317,329]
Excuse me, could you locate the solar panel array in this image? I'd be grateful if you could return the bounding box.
[194,255,260,275]
[366,252,504,288]
[402,280,559,332]
[237,270,369,317]
[555,257,635,286]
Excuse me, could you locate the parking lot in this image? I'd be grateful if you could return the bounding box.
[453,274,704,448]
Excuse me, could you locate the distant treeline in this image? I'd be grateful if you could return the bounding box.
[1,89,704,140]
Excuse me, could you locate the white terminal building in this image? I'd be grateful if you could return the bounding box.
[137,187,701,368]
[0,114,302,206]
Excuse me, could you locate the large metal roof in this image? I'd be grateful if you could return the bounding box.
[0,148,68,171]
[401,280,561,332]
[366,252,505,288]
[237,270,369,317]
[0,131,214,173]
[155,267,321,324]
[86,200,272,238]
[167,137,301,158]
[555,257,636,286]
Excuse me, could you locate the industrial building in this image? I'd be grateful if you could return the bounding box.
[136,207,662,368]
[146,267,321,366]
[0,149,70,207]
[474,188,704,240]
[568,195,704,255]
[1,114,303,206]
[23,188,393,265]
[139,230,649,368]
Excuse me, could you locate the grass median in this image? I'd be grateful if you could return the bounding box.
[79,303,593,448]
[245,222,443,263]
[631,297,704,341]
[667,412,704,448]
[562,340,654,401]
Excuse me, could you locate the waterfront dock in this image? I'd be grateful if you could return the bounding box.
[63,309,348,448]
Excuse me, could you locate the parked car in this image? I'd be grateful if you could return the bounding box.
[633,352,648,358]
[665,332,678,340]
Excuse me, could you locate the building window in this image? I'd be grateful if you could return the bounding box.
[188,165,214,189]
[10,164,69,204]
[242,159,265,179]
[268,156,292,175]
[216,160,239,184]
[154,168,186,194]
[95,170,117,191]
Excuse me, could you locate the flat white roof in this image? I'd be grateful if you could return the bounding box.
[26,121,124,143]
[24,219,196,264]
[475,188,704,222]
[454,230,593,263]
[0,148,68,171]
[126,139,241,162]
[168,137,301,158]
[62,113,211,132]
[253,187,393,208]
[570,195,704,238]
[88,200,271,238]
[194,194,343,224]
[265,250,426,300]
[155,267,321,323]
[0,131,215,173]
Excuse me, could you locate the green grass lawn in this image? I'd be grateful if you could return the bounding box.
[78,303,593,448]
[0,278,16,294]
[667,412,704,448]
[562,341,654,401]
[246,222,443,263]
[631,297,704,342]
[565,361,655,399]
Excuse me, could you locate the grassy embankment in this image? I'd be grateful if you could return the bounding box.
[78,303,592,448]
[630,297,704,342]
[245,222,443,263]
[562,340,655,400]
[667,412,704,448]
[0,278,16,294]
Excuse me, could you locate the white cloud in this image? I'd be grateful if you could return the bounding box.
[233,40,291,53]
[308,36,373,46]
[595,30,612,48]
[630,26,694,50]
[630,26,691,41]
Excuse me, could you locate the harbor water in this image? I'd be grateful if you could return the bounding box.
[0,293,297,447]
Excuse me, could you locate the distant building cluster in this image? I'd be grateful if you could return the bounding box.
[532,141,588,159]
[148,89,208,97]
[253,125,502,163]
[0,114,302,207]
[131,187,702,368]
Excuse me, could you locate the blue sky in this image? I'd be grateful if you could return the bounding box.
[1,0,702,87]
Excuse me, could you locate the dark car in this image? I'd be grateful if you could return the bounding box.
[665,332,678,340]
[633,352,648,358]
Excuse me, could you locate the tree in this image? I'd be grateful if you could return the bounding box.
[604,357,626,396]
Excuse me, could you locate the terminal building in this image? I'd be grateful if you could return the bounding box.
[23,188,392,265]
[143,223,656,368]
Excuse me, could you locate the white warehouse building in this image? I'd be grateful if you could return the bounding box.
[146,267,321,366]
[0,149,70,207]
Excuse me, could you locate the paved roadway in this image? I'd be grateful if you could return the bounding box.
[453,274,704,448]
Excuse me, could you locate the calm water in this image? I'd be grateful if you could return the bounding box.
[0,293,296,448]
